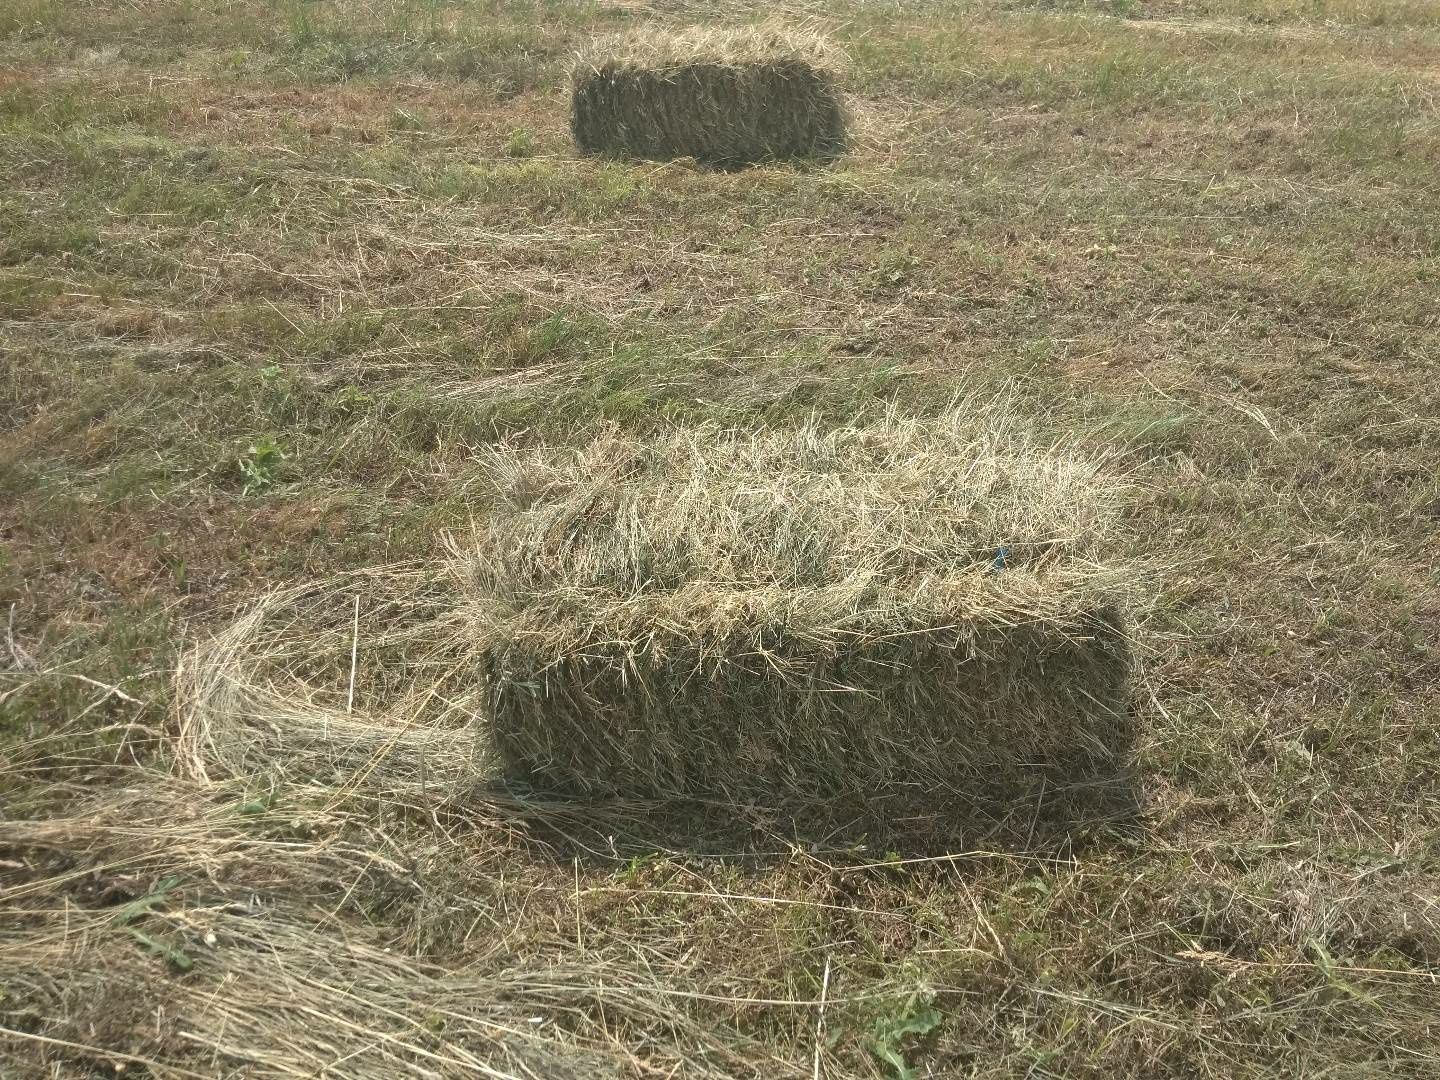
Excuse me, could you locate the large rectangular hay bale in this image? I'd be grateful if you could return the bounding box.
[571,27,849,167]
[457,406,1136,830]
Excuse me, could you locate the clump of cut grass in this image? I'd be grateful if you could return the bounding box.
[171,575,481,789]
[571,24,849,167]
[453,400,1139,844]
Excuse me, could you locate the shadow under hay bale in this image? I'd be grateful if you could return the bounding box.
[456,402,1142,852]
[571,30,848,167]
[502,779,1141,864]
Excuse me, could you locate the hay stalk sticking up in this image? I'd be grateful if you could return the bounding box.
[571,25,849,167]
[453,401,1139,841]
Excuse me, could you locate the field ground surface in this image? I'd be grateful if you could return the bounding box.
[3,0,1440,1076]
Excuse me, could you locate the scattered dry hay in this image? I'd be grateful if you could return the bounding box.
[2,801,788,1078]
[4,868,704,1079]
[455,401,1138,842]
[0,585,802,1079]
[571,25,849,167]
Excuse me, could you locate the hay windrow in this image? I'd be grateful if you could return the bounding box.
[173,573,486,790]
[571,25,850,166]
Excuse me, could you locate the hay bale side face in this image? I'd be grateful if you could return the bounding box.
[487,612,1132,816]
[572,59,848,166]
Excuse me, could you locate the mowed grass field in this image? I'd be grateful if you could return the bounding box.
[3,0,1440,1076]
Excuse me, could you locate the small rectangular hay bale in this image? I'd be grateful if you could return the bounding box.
[457,405,1137,832]
[571,26,849,167]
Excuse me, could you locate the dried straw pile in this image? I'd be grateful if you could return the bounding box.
[571,26,849,167]
[455,403,1137,834]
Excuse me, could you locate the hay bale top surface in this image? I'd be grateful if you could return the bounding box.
[574,24,846,82]
[454,403,1132,654]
